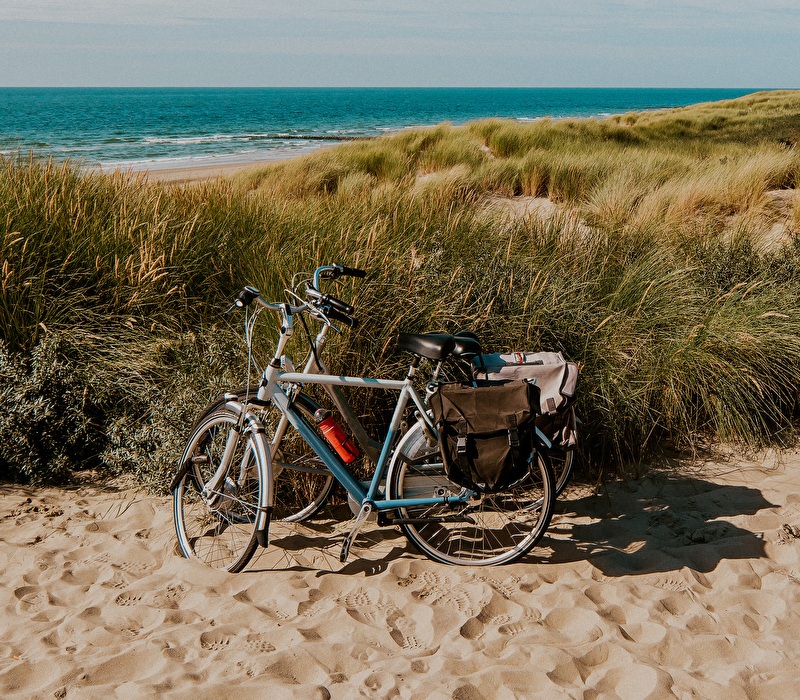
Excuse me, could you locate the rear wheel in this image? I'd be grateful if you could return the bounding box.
[548,406,578,496]
[388,421,556,566]
[173,408,266,572]
[258,397,337,522]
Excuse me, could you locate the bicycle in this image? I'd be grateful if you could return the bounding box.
[171,264,557,572]
[186,329,576,532]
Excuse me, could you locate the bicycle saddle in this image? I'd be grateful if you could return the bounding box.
[397,332,456,360]
[452,331,482,359]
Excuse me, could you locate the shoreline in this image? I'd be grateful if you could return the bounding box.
[130,159,279,184]
[95,149,318,185]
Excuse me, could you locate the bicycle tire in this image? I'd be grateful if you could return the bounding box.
[387,420,556,566]
[191,389,335,522]
[173,407,267,572]
[548,406,578,497]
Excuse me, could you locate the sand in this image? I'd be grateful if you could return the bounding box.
[2,448,800,699]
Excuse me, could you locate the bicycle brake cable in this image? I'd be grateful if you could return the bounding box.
[243,305,262,409]
[298,312,323,373]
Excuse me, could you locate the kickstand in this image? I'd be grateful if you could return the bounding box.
[340,502,373,563]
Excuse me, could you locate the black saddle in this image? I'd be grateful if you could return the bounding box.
[397,331,483,361]
[452,331,482,359]
[397,333,455,360]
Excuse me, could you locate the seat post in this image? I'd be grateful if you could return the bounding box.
[406,355,421,379]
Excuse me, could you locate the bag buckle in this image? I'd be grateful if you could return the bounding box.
[456,421,468,453]
[507,415,520,447]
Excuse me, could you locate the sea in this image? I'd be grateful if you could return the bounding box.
[0,88,761,171]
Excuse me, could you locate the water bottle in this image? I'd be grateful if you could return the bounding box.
[314,409,360,464]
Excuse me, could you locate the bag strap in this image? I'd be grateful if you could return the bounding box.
[506,414,520,448]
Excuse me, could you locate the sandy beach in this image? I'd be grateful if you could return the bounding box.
[2,447,800,698]
[95,159,277,185]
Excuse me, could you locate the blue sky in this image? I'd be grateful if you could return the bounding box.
[1,1,798,87]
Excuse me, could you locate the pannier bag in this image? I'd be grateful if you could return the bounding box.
[473,352,579,450]
[429,379,541,493]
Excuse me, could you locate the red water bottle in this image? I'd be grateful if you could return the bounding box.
[314,409,360,464]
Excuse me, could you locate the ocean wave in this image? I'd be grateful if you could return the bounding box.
[139,132,372,146]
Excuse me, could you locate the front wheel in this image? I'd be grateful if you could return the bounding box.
[173,407,268,572]
[388,421,557,566]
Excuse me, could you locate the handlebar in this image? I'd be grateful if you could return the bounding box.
[304,288,355,315]
[326,308,358,328]
[228,263,364,330]
[313,263,366,290]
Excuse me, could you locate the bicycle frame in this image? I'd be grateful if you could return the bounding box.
[262,366,470,512]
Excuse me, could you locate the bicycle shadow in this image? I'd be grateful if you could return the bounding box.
[540,470,777,576]
[247,505,410,576]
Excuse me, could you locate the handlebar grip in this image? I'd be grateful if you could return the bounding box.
[234,285,261,308]
[327,308,358,328]
[336,264,366,278]
[326,295,355,316]
[305,287,355,315]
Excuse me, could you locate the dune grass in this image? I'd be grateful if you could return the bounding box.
[1,90,799,487]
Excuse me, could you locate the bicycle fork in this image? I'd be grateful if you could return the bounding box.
[169,398,274,547]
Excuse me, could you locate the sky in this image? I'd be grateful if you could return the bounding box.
[1,1,798,88]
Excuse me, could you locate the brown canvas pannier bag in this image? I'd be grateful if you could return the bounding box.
[429,379,541,493]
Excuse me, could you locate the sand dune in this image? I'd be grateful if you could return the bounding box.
[2,449,800,698]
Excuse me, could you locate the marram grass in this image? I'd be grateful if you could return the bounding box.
[1,90,800,487]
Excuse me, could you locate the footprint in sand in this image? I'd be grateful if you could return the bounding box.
[200,628,237,651]
[656,577,689,592]
[114,560,153,575]
[476,574,521,600]
[298,589,334,617]
[414,584,475,614]
[101,572,131,590]
[777,523,800,544]
[14,586,49,614]
[153,584,186,609]
[114,592,143,607]
[498,621,526,636]
[460,617,485,640]
[343,587,381,610]
[386,609,423,650]
[476,594,530,628]
[84,552,112,566]
[398,569,453,591]
[244,634,276,653]
[342,587,389,626]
